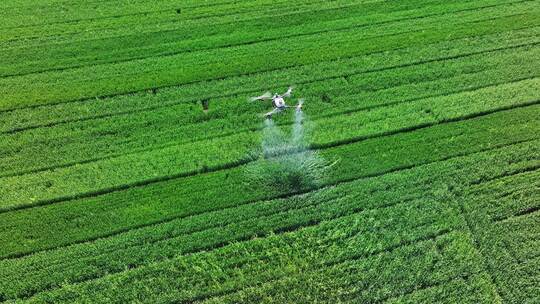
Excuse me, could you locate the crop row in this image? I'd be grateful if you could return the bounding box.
[0,105,537,260]
[0,0,358,53]
[0,76,537,211]
[0,168,460,300]
[15,226,483,303]
[2,134,533,300]
[197,233,487,304]
[1,24,536,132]
[456,165,540,303]
[0,0,236,11]
[0,0,315,30]
[2,136,535,301]
[465,169,540,223]
[2,27,536,139]
[1,43,537,183]
[2,50,537,185]
[470,213,540,303]
[1,0,529,77]
[0,0,479,48]
[1,38,537,179]
[1,10,537,110]
[0,0,439,48]
[202,273,497,304]
[0,0,364,48]
[2,125,536,273]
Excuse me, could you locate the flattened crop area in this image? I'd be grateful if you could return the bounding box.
[0,0,538,302]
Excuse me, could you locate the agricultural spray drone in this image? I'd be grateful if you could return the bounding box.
[250,86,303,118]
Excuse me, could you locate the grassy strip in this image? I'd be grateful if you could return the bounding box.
[1,43,537,177]
[0,105,537,259]
[1,0,530,76]
[0,11,537,110]
[0,77,537,210]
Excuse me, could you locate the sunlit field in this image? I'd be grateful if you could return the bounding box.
[0,0,539,302]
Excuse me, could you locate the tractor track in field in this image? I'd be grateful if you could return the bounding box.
[0,98,537,216]
[1,0,528,78]
[2,73,535,181]
[2,39,536,137]
[1,21,536,114]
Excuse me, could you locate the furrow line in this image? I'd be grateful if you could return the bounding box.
[3,74,534,180]
[3,40,536,136]
[0,0,525,78]
[191,229,452,303]
[494,205,540,223]
[1,101,537,216]
[1,136,535,263]
[0,0,307,31]
[2,23,535,114]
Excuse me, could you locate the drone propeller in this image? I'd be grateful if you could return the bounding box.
[282,86,294,98]
[249,91,272,102]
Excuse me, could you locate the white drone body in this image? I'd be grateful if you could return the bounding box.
[250,87,303,118]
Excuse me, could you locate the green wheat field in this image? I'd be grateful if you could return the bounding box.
[0,0,539,302]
